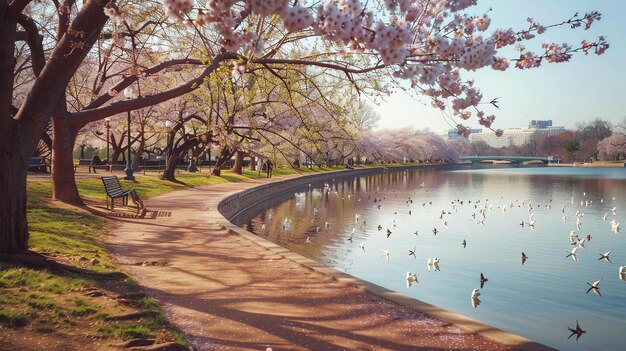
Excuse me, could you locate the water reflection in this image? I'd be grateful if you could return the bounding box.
[235,167,626,351]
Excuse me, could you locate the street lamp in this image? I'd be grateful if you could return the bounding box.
[164,121,171,170]
[123,86,135,180]
[105,117,111,172]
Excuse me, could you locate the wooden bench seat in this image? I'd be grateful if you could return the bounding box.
[101,176,144,214]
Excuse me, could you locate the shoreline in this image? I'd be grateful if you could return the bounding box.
[108,166,553,350]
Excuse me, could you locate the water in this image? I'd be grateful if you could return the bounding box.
[234,166,626,350]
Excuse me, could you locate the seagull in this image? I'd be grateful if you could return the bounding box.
[566,247,579,262]
[480,273,488,288]
[443,219,448,228]
[471,288,481,299]
[567,320,586,341]
[520,221,525,227]
[261,224,266,231]
[522,252,528,265]
[433,257,440,271]
[406,272,419,287]
[386,229,393,238]
[462,239,467,248]
[377,224,382,231]
[432,228,438,235]
[305,236,311,243]
[586,234,592,242]
[408,246,416,259]
[562,215,569,223]
[427,258,432,270]
[598,251,612,263]
[413,230,419,236]
[586,279,602,296]
[316,226,320,233]
[382,249,390,261]
[359,242,365,252]
[602,213,608,221]
[611,206,617,214]
[324,222,330,229]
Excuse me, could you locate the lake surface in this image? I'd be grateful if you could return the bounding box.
[234,166,626,350]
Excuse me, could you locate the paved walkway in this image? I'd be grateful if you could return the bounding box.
[107,174,539,351]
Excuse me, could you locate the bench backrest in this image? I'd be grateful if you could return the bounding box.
[78,159,93,165]
[29,157,44,165]
[101,176,125,197]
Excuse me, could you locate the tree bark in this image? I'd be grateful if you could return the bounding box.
[51,111,83,205]
[233,151,243,175]
[249,156,256,171]
[212,147,234,176]
[0,129,29,254]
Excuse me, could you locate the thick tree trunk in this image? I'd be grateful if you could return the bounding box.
[161,154,179,181]
[233,151,243,175]
[211,147,233,176]
[51,104,83,205]
[249,156,256,171]
[0,134,30,254]
[0,11,29,254]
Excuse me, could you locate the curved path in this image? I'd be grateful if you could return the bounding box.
[107,173,548,351]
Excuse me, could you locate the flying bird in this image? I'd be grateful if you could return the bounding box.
[480,273,488,288]
[406,272,419,287]
[586,279,602,296]
[522,252,528,265]
[382,249,390,261]
[408,246,416,259]
[566,247,580,262]
[567,320,586,341]
[386,229,393,238]
[462,239,467,248]
[598,251,612,263]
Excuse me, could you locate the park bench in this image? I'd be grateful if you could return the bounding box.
[101,176,144,214]
[28,157,49,173]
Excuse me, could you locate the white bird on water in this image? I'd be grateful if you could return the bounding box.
[586,279,602,296]
[566,247,580,262]
[382,249,390,261]
[406,272,419,287]
[603,213,608,221]
[359,242,365,251]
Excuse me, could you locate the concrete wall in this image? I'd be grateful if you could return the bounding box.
[219,164,447,221]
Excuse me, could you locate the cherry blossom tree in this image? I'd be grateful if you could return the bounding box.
[597,134,626,161]
[0,0,609,258]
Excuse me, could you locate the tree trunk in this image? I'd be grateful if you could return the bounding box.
[51,112,83,205]
[161,154,179,181]
[212,147,233,176]
[0,12,29,254]
[233,151,243,175]
[249,156,256,171]
[0,134,30,254]
[132,139,145,172]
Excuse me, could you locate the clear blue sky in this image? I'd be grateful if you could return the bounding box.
[375,0,626,133]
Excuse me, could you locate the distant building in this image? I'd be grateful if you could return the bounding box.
[529,120,553,129]
[448,120,565,148]
[447,128,482,141]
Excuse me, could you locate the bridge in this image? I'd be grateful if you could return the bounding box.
[459,156,551,165]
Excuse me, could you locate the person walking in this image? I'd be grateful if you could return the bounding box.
[266,159,273,178]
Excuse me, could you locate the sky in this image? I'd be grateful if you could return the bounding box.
[374,0,626,134]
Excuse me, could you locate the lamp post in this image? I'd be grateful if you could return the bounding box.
[164,121,171,170]
[123,87,135,180]
[105,117,111,172]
